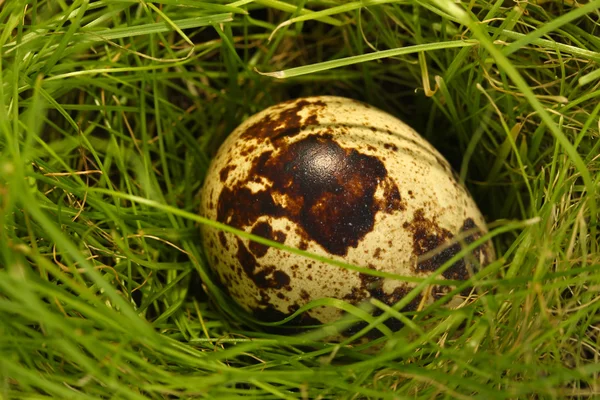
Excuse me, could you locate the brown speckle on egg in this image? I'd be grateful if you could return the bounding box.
[199,96,495,337]
[248,222,286,257]
[384,143,398,151]
[219,165,235,182]
[218,231,228,250]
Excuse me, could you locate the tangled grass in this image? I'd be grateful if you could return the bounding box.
[1,0,599,398]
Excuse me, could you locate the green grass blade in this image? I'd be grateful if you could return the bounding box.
[259,40,477,78]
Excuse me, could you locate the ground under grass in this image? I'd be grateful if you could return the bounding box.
[1,0,599,398]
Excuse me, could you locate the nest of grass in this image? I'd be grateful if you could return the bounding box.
[1,0,599,398]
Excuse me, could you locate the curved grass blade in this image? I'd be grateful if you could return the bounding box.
[258,40,478,79]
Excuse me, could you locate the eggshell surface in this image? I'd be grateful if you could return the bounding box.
[200,96,494,327]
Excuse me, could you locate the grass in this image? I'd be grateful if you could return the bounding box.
[1,0,599,398]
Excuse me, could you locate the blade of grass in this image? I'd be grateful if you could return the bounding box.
[501,0,600,58]
[258,40,478,78]
[431,0,597,242]
[268,0,403,41]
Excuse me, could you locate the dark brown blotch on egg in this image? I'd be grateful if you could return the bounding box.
[218,133,406,259]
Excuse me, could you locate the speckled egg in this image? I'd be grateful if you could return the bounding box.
[200,96,494,330]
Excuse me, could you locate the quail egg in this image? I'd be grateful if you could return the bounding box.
[199,96,494,331]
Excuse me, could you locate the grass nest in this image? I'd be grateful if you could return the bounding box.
[0,0,599,398]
